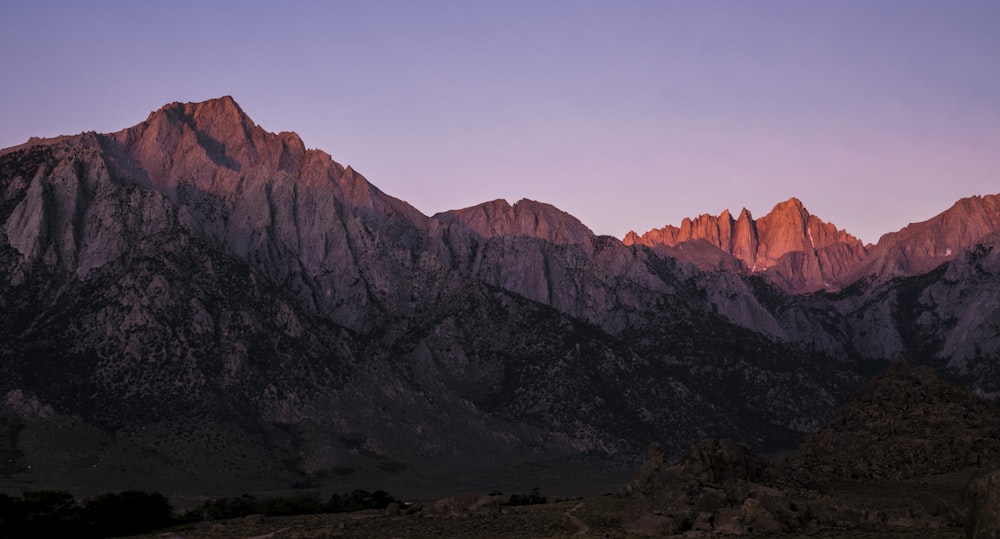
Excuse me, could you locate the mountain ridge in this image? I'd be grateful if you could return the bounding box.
[433,198,595,245]
[3,96,1000,498]
[626,194,1000,294]
[7,95,997,280]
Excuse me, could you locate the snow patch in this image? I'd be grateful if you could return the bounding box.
[945,248,953,256]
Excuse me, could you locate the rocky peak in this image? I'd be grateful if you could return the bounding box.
[433,198,594,245]
[625,197,866,292]
[102,96,311,196]
[0,97,432,329]
[155,95,253,139]
[842,193,1000,286]
[753,198,814,268]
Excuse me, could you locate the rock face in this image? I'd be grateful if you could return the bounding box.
[966,469,1000,539]
[626,194,1000,295]
[843,194,1000,287]
[433,198,594,245]
[792,361,1000,480]
[624,198,868,292]
[624,439,802,536]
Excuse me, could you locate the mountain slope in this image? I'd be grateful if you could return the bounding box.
[842,194,1000,286]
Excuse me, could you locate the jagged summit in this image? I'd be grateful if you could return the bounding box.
[625,197,867,292]
[627,193,1000,293]
[104,96,309,192]
[149,95,250,128]
[433,197,595,244]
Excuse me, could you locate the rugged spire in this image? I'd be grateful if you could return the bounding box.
[623,198,867,292]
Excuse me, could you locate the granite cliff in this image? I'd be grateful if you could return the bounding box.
[626,194,1000,296]
[624,198,869,292]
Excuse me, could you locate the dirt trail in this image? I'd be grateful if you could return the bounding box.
[564,501,589,536]
[246,528,289,539]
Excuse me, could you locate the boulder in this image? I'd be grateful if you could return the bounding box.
[966,468,1000,539]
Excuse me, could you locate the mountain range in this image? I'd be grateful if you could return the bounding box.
[2,96,999,496]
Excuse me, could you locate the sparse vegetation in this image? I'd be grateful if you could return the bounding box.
[194,489,400,520]
[0,489,172,539]
[0,487,402,538]
[504,487,548,506]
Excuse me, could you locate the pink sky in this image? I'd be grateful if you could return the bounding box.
[2,1,998,244]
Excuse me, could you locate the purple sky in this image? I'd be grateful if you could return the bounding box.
[2,1,998,244]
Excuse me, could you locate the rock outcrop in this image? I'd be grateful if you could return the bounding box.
[620,439,943,536]
[966,468,1000,539]
[624,440,804,536]
[792,361,1000,480]
[626,365,993,537]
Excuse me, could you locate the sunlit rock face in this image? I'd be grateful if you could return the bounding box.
[434,198,595,245]
[841,194,1000,286]
[626,194,1000,295]
[624,198,868,293]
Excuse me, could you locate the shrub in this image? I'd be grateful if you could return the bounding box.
[505,487,547,506]
[0,489,173,538]
[84,490,173,537]
[197,489,401,520]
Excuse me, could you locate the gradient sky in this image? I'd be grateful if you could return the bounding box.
[2,1,998,244]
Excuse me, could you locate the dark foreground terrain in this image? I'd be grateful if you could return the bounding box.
[131,469,976,538]
[4,363,998,538]
[123,362,998,538]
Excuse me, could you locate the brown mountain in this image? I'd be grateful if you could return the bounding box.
[624,198,868,292]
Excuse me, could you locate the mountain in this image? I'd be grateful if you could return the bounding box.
[626,194,1000,295]
[792,360,1000,480]
[1,97,999,498]
[624,198,868,293]
[433,198,594,245]
[842,194,1000,286]
[0,97,865,496]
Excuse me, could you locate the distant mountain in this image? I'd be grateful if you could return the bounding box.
[433,198,594,245]
[842,194,1000,286]
[624,198,869,293]
[626,194,1000,295]
[1,97,999,498]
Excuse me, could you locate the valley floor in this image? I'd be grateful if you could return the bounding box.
[131,468,977,539]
